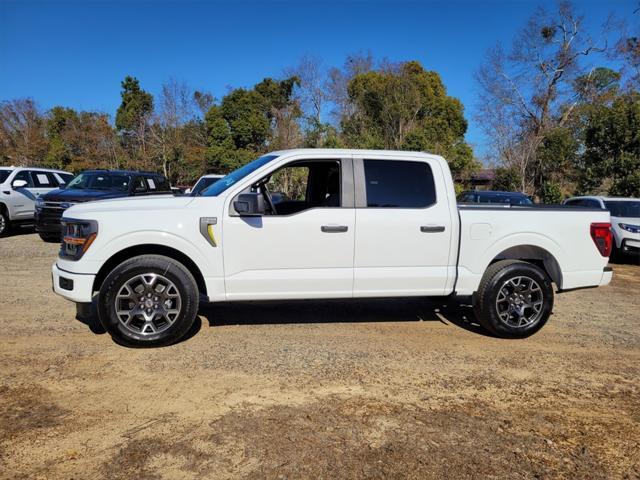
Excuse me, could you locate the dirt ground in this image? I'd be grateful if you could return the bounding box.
[1,230,639,479]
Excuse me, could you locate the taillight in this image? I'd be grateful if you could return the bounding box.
[590,222,612,257]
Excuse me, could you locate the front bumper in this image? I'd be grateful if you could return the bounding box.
[52,262,95,303]
[35,209,64,234]
[621,238,640,255]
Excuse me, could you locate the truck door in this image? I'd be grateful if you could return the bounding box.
[352,156,453,296]
[223,157,355,300]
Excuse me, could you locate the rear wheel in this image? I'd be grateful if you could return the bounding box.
[473,260,553,338]
[98,255,199,347]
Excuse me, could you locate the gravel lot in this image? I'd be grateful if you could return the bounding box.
[1,230,639,479]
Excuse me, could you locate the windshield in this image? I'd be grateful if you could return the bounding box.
[605,201,640,218]
[0,170,12,183]
[191,177,222,196]
[66,172,131,191]
[199,154,279,196]
[477,193,532,205]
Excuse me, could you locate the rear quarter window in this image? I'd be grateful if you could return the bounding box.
[363,160,436,208]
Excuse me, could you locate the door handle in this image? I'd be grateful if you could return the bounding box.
[321,225,348,233]
[420,225,445,233]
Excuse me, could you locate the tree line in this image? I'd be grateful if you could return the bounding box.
[0,1,638,199]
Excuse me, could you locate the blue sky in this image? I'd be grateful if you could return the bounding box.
[0,0,635,157]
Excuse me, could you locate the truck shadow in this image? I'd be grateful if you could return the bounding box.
[75,297,492,345]
[198,297,491,337]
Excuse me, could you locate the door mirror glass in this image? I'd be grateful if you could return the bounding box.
[12,179,28,189]
[233,192,265,216]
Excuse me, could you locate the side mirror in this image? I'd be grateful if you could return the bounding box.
[12,179,28,189]
[233,192,265,216]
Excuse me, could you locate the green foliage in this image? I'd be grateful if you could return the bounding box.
[205,77,301,172]
[341,61,478,179]
[580,93,640,197]
[115,76,153,133]
[535,127,579,194]
[493,167,522,192]
[539,182,563,204]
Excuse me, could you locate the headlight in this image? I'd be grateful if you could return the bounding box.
[35,197,44,210]
[59,218,98,260]
[619,223,640,234]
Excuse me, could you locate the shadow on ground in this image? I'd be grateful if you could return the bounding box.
[76,294,492,345]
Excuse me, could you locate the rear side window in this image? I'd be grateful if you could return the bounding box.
[32,172,54,187]
[54,172,74,185]
[364,160,436,208]
[149,175,171,191]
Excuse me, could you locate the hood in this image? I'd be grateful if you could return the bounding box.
[64,194,195,217]
[42,188,129,202]
[614,217,640,226]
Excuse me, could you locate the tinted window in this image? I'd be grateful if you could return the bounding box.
[67,172,131,191]
[364,160,435,208]
[13,170,33,187]
[605,201,640,218]
[132,177,147,192]
[0,170,12,183]
[54,172,74,185]
[152,176,171,192]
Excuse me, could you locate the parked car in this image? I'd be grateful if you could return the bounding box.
[458,190,533,205]
[563,196,640,258]
[35,170,172,242]
[0,166,74,237]
[51,149,613,347]
[186,174,224,195]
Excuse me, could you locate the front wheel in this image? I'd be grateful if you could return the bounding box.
[473,260,554,338]
[98,255,199,347]
[0,210,10,237]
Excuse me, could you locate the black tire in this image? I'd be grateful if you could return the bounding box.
[473,260,553,339]
[97,254,199,347]
[38,232,60,243]
[0,209,10,237]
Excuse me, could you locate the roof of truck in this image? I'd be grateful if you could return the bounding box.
[269,148,444,159]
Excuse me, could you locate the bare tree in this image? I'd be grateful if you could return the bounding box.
[286,54,327,127]
[0,98,48,166]
[326,51,374,123]
[476,1,608,193]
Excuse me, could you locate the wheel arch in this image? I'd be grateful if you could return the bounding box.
[489,244,563,288]
[92,244,207,296]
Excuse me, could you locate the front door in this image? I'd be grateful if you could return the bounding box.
[11,170,38,219]
[223,157,356,300]
[353,157,453,297]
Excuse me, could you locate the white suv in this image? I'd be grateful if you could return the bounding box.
[564,196,640,259]
[0,166,74,236]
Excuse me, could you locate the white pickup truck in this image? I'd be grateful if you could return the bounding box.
[51,149,613,347]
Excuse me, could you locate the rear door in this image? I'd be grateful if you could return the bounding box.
[353,156,453,297]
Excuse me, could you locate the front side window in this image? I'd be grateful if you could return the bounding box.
[14,170,33,187]
[260,160,341,215]
[0,170,13,183]
[363,159,436,208]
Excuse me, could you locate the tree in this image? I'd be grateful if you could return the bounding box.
[205,77,302,173]
[341,61,478,179]
[0,98,48,166]
[476,1,608,195]
[580,93,640,197]
[115,76,154,166]
[493,166,522,192]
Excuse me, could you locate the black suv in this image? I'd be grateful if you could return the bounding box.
[35,170,172,241]
[457,190,533,206]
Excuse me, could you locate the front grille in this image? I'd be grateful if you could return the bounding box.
[40,207,65,222]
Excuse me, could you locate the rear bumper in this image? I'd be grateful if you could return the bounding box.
[599,266,613,286]
[52,262,95,303]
